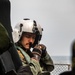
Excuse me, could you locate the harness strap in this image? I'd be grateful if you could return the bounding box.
[17,46,30,64]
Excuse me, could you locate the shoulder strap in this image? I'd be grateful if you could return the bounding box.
[17,46,30,64]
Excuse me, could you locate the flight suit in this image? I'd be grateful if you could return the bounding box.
[16,45,54,75]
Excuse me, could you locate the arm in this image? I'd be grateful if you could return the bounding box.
[40,53,54,72]
[30,44,42,75]
[38,44,54,72]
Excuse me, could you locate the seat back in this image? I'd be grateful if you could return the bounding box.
[0,51,15,74]
[0,0,22,74]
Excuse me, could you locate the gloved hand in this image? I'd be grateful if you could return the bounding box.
[32,44,42,61]
[38,44,47,58]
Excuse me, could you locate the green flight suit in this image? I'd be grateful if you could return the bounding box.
[16,46,54,75]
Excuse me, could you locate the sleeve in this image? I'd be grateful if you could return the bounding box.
[29,58,41,75]
[40,53,54,72]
